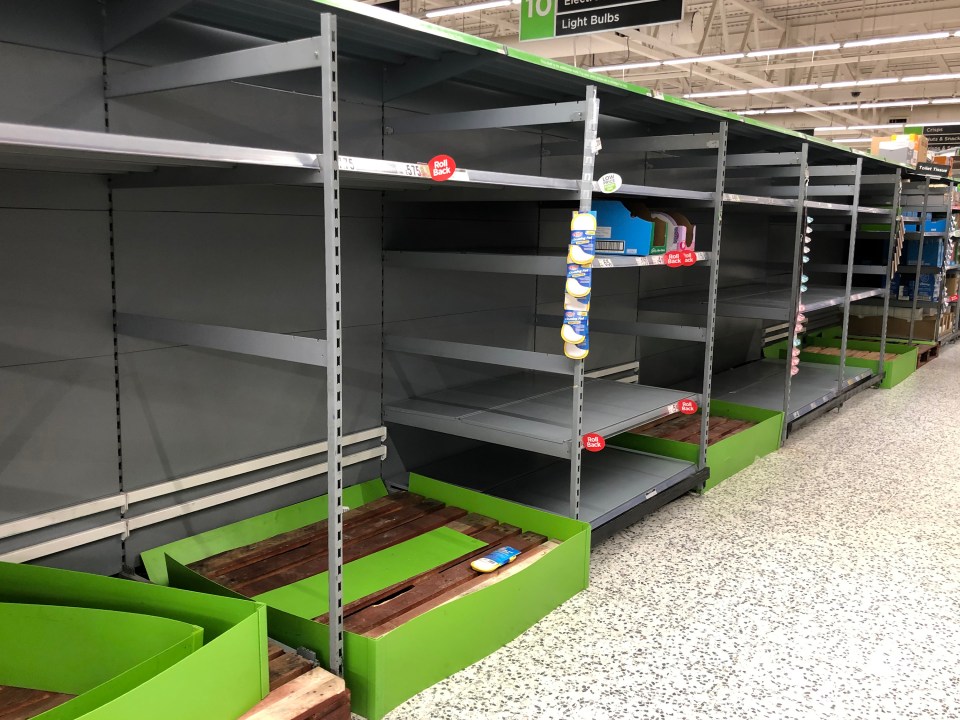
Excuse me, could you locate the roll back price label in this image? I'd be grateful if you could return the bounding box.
[678,399,698,415]
[427,154,456,181]
[665,251,698,268]
[582,432,605,452]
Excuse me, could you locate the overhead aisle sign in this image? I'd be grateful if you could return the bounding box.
[520,0,684,41]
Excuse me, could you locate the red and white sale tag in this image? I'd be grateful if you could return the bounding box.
[427,154,456,182]
[582,432,606,452]
[950,294,959,302]
[678,399,699,415]
[664,251,683,268]
[681,250,697,267]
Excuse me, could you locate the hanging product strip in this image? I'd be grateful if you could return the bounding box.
[562,211,597,360]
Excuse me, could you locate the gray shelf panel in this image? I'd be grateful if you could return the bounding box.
[385,250,713,275]
[491,447,696,526]
[723,193,796,209]
[0,121,320,174]
[897,264,960,274]
[412,444,696,526]
[385,373,697,458]
[708,359,872,422]
[638,284,884,320]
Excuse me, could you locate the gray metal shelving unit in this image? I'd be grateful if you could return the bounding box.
[0,0,943,681]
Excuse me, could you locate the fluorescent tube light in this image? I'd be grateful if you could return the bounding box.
[749,84,819,94]
[737,110,767,115]
[664,52,745,65]
[859,99,929,108]
[747,43,841,58]
[815,123,904,133]
[932,98,960,104]
[683,90,748,98]
[901,72,960,82]
[843,31,951,48]
[589,61,662,72]
[831,138,872,144]
[425,0,512,17]
[764,108,795,114]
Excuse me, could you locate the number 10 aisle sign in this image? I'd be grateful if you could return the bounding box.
[520,0,684,41]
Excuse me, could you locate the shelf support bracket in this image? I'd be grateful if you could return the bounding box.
[106,35,327,98]
[386,101,588,135]
[117,313,327,366]
[837,158,863,393]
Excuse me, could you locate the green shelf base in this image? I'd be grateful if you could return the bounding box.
[144,476,591,720]
[0,563,268,720]
[608,402,783,492]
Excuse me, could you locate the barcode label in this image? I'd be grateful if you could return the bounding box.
[596,240,624,252]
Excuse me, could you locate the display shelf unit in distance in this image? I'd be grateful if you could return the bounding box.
[654,147,898,442]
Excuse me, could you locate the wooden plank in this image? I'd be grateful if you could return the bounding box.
[315,523,522,625]
[269,652,314,692]
[370,541,560,637]
[345,531,547,636]
[236,505,469,597]
[311,692,351,720]
[218,499,445,589]
[445,512,497,536]
[191,492,423,578]
[0,687,74,720]
[267,641,287,661]
[239,667,346,720]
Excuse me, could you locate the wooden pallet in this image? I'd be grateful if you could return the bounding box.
[242,642,349,720]
[628,413,755,446]
[802,345,897,362]
[917,343,939,367]
[0,685,73,720]
[191,492,553,639]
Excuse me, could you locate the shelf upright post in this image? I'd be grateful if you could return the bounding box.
[909,177,930,344]
[780,143,810,445]
[320,12,345,678]
[933,185,950,339]
[697,122,728,469]
[569,84,599,520]
[837,158,863,392]
[878,170,902,364]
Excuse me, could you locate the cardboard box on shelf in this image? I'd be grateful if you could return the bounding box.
[946,275,959,297]
[871,134,929,164]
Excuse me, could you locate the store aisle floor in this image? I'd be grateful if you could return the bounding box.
[382,345,960,720]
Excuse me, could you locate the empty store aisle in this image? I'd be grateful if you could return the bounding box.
[384,345,960,720]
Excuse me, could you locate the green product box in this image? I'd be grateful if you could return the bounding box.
[765,333,917,389]
[0,562,268,720]
[143,475,591,720]
[607,402,783,492]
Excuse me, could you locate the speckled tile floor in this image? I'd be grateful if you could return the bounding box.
[375,345,960,720]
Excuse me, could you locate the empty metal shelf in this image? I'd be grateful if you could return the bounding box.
[639,284,886,320]
[413,444,697,527]
[708,359,872,421]
[385,373,698,458]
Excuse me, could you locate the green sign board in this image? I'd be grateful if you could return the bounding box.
[520,0,684,41]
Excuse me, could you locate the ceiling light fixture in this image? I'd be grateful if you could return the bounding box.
[900,72,960,82]
[814,123,904,133]
[859,99,930,108]
[831,137,873,144]
[842,30,951,48]
[748,84,819,94]
[424,0,514,17]
[663,52,745,65]
[932,97,960,104]
[746,43,841,58]
[590,28,960,74]
[818,78,900,89]
[685,90,749,98]
[588,60,662,72]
